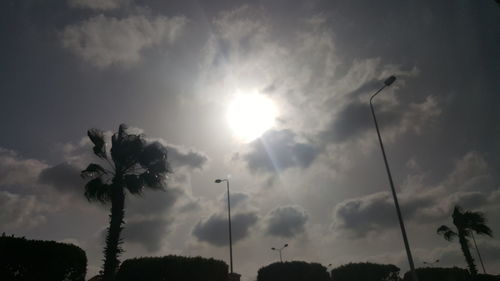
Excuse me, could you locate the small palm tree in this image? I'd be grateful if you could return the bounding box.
[81,124,170,281]
[437,206,492,276]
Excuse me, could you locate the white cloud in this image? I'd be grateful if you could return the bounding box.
[62,14,187,67]
[0,191,49,230]
[0,148,47,187]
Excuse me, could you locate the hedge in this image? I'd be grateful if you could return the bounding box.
[0,235,87,281]
[115,255,228,281]
[331,262,400,281]
[403,267,500,281]
[257,261,330,281]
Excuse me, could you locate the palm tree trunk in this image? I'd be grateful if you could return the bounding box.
[458,230,477,276]
[102,183,125,281]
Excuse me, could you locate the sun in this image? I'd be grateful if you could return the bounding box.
[226,92,278,142]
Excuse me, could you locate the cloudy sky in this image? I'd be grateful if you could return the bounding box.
[1,0,499,279]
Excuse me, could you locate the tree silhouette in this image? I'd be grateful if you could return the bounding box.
[81,124,170,281]
[437,206,492,276]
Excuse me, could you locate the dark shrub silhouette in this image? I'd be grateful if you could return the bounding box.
[475,274,500,281]
[115,255,228,281]
[81,124,171,281]
[257,261,329,281]
[0,235,87,281]
[402,267,469,281]
[330,262,399,281]
[437,206,493,276]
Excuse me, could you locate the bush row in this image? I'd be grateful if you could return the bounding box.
[0,235,87,281]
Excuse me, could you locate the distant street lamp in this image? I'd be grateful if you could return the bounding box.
[271,244,288,263]
[215,178,233,273]
[370,75,419,281]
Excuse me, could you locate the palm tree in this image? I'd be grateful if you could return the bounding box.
[81,124,170,281]
[437,206,492,276]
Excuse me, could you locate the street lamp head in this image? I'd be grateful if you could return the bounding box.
[215,179,223,183]
[284,244,288,248]
[384,75,396,86]
[271,247,276,250]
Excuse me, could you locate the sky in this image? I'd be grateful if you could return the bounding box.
[1,0,500,279]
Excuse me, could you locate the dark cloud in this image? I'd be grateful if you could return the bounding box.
[38,162,83,194]
[126,187,183,216]
[165,144,209,171]
[265,205,308,238]
[321,101,398,143]
[243,130,320,174]
[219,191,249,209]
[68,0,129,11]
[192,212,258,246]
[333,190,492,238]
[122,218,172,252]
[333,191,436,237]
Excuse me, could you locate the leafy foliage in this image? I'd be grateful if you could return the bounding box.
[81,124,171,281]
[330,262,400,281]
[257,261,329,281]
[402,267,469,281]
[437,225,457,241]
[0,235,87,281]
[115,255,228,281]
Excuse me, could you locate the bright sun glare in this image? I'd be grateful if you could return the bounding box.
[226,92,277,142]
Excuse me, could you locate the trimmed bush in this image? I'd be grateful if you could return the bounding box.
[476,274,500,281]
[257,261,330,281]
[115,255,228,281]
[0,235,87,281]
[331,262,400,281]
[403,267,469,281]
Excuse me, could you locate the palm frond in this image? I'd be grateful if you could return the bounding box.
[88,129,107,159]
[140,143,170,174]
[459,208,492,237]
[470,222,493,237]
[111,125,145,170]
[140,171,166,190]
[437,225,457,241]
[81,163,108,179]
[124,174,144,195]
[84,178,112,203]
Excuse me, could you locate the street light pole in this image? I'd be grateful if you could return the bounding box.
[370,76,418,281]
[271,244,288,263]
[471,232,487,274]
[215,178,233,273]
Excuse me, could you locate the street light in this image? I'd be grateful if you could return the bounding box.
[271,243,288,262]
[215,178,233,273]
[370,75,419,281]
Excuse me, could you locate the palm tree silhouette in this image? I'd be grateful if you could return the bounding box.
[81,124,171,281]
[437,206,492,276]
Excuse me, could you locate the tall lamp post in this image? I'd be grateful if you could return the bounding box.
[471,232,487,274]
[215,178,233,274]
[271,243,288,263]
[370,75,418,281]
